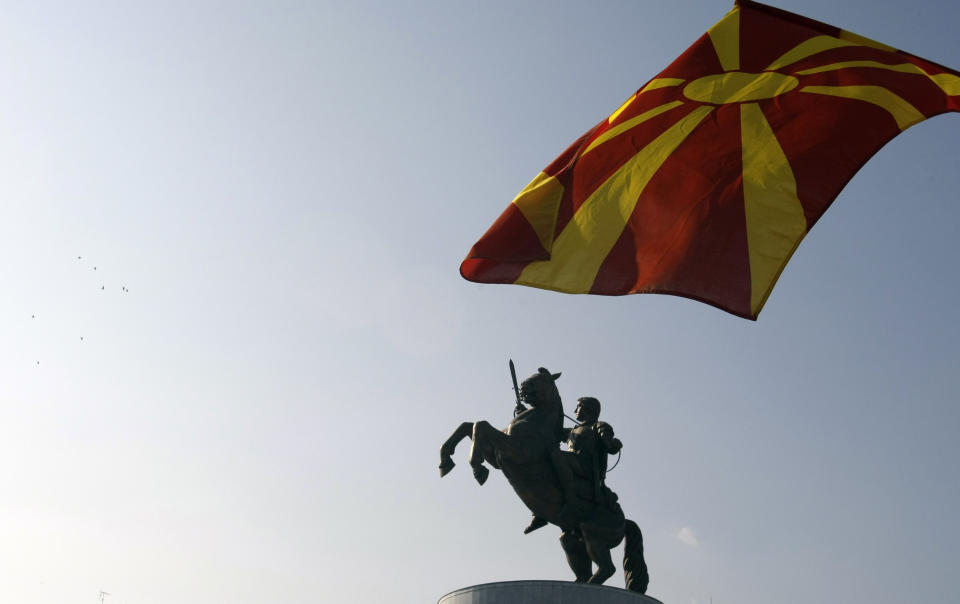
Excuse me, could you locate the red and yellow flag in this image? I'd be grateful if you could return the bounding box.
[460,0,960,319]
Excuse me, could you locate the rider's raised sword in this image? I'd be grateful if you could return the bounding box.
[509,359,524,416]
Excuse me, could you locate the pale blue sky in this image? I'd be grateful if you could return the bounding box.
[1,1,958,603]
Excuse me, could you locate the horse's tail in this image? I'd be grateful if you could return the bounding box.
[623,519,649,593]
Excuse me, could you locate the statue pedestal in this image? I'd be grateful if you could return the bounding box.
[438,581,664,604]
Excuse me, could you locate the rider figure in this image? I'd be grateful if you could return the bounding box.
[524,396,623,534]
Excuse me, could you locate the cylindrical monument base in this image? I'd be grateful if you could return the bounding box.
[438,580,664,604]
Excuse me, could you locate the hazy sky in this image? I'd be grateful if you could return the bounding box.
[2,1,958,603]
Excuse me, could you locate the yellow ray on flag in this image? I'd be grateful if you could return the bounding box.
[740,102,808,315]
[585,101,685,157]
[510,172,565,253]
[708,7,740,71]
[765,36,858,71]
[931,73,960,95]
[518,106,714,293]
[640,78,686,94]
[800,85,925,130]
[797,60,930,77]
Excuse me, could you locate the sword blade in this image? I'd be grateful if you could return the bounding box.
[509,359,521,404]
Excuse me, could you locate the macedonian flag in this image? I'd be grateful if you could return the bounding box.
[460,0,960,319]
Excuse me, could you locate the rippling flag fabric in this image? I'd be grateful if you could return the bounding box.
[460,0,960,320]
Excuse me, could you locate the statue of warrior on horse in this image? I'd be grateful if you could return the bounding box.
[438,363,649,593]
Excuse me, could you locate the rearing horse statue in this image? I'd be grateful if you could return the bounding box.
[439,367,649,592]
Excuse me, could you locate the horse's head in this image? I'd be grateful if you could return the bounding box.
[520,367,562,408]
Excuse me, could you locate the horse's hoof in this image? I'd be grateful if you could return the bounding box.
[588,566,615,585]
[439,457,455,477]
[472,464,489,485]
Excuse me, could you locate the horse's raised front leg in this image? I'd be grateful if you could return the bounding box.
[439,422,474,477]
[469,420,516,486]
[468,421,495,485]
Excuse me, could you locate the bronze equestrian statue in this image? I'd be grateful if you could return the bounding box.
[439,366,649,593]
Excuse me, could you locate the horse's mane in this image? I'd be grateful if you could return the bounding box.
[529,367,564,442]
[534,367,561,403]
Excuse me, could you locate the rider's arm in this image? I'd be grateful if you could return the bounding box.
[596,422,623,454]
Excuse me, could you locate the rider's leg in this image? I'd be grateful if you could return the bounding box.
[550,449,587,509]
